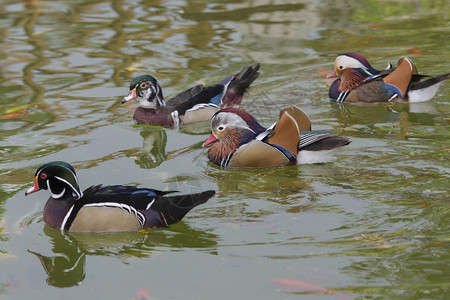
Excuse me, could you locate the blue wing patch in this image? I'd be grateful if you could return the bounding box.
[209,92,223,106]
[381,84,402,98]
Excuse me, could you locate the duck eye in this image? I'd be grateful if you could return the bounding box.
[217,125,225,131]
[140,82,147,89]
[338,65,343,70]
[40,173,47,180]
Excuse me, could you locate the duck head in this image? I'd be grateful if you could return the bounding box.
[122,75,165,109]
[326,52,380,92]
[202,108,266,164]
[25,161,83,200]
[327,52,378,78]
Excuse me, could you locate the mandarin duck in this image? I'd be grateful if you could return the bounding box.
[121,64,260,127]
[327,52,449,103]
[202,106,350,168]
[25,161,215,232]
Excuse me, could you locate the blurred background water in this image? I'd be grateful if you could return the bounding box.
[0,0,449,299]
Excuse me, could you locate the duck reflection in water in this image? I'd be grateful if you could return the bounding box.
[132,126,207,169]
[28,226,86,288]
[28,226,151,287]
[332,101,442,140]
[29,224,218,287]
[132,127,167,168]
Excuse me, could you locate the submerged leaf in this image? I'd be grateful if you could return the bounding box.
[273,278,336,294]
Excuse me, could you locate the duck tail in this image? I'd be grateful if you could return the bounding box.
[408,73,450,102]
[296,132,351,164]
[221,63,260,107]
[149,190,215,226]
[299,134,351,151]
[410,73,450,90]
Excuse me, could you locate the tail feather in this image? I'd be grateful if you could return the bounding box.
[151,190,215,226]
[408,73,449,102]
[300,135,351,151]
[411,74,431,83]
[222,63,260,107]
[410,73,450,91]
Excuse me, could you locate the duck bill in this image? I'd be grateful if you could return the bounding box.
[202,134,218,147]
[326,70,338,78]
[122,88,137,104]
[25,176,41,196]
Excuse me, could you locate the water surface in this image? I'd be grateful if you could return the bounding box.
[0,0,449,299]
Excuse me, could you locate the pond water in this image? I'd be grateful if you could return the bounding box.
[0,0,449,299]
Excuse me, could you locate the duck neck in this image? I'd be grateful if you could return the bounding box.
[43,195,76,230]
[207,129,241,166]
[339,69,366,92]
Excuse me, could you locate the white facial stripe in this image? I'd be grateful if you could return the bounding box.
[336,55,368,70]
[216,112,255,134]
[47,175,66,199]
[52,187,66,199]
[139,88,154,108]
[55,164,82,194]
[155,84,165,107]
[54,176,82,199]
[57,165,80,185]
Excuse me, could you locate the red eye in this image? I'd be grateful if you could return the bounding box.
[140,82,147,88]
[40,173,47,180]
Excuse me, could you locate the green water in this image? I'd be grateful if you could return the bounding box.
[0,0,449,299]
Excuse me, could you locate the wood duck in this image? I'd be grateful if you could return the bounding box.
[202,106,350,168]
[121,64,260,127]
[327,52,450,103]
[25,161,215,232]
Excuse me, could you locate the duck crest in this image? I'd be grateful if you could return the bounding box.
[217,108,266,135]
[343,52,371,68]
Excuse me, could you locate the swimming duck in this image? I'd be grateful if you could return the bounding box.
[122,64,260,127]
[202,106,350,168]
[327,52,449,103]
[25,161,215,232]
